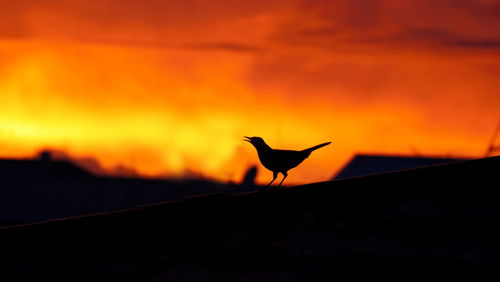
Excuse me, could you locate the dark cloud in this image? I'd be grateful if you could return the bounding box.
[63,37,264,52]
[0,0,286,46]
[272,0,500,52]
[452,0,500,21]
[354,28,500,52]
[246,0,500,118]
[4,0,498,53]
[448,39,500,50]
[179,42,265,53]
[390,28,460,42]
[0,2,32,38]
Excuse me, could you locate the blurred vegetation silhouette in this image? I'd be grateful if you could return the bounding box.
[241,165,257,187]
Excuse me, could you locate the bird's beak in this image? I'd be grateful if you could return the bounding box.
[243,136,251,142]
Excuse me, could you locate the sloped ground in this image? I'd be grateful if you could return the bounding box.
[1,156,499,282]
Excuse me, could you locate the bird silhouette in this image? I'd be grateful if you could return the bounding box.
[244,136,331,187]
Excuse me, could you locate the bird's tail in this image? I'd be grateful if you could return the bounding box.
[302,142,332,154]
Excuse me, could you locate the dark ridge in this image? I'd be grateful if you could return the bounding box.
[333,154,469,179]
[0,156,498,282]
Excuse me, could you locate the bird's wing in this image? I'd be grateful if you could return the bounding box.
[270,150,308,170]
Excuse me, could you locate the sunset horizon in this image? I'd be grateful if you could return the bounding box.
[0,0,498,184]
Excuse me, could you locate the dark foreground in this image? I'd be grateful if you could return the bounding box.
[1,156,499,282]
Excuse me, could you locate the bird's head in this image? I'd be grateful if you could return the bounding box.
[243,136,270,150]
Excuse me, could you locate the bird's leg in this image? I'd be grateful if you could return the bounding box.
[277,172,288,187]
[266,172,278,189]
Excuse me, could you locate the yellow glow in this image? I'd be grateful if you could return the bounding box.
[0,39,496,184]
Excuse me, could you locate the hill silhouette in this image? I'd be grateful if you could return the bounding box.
[0,156,498,282]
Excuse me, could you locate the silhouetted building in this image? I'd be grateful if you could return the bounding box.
[0,155,92,179]
[0,156,232,227]
[334,154,470,179]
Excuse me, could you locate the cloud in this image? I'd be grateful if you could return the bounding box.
[0,0,287,49]
[270,0,500,53]
[0,2,32,39]
[179,42,265,53]
[448,39,500,50]
[1,0,499,54]
[57,37,265,53]
[354,28,500,52]
[244,0,500,124]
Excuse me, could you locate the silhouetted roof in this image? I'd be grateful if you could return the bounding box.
[0,158,93,178]
[1,156,498,282]
[0,158,230,226]
[334,154,470,179]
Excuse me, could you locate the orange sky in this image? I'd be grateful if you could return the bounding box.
[0,0,499,184]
